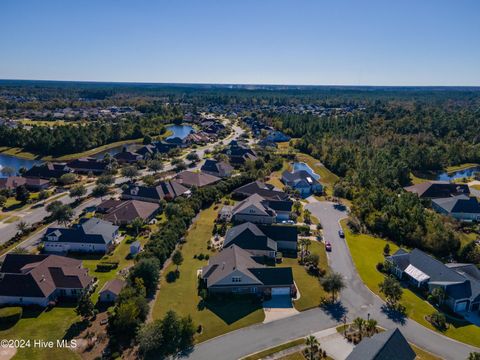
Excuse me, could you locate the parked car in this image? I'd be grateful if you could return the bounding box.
[325,241,332,252]
[338,230,345,238]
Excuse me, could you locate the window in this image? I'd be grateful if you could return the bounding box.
[232,276,241,283]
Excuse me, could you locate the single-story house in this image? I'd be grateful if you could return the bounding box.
[121,181,190,203]
[0,176,50,191]
[67,158,110,175]
[24,162,73,179]
[233,181,290,201]
[432,195,480,221]
[264,130,291,143]
[200,245,296,297]
[99,279,126,303]
[97,199,159,225]
[0,254,93,307]
[346,328,415,360]
[281,169,323,197]
[404,181,470,198]
[231,193,292,224]
[43,217,119,254]
[114,149,143,164]
[175,171,221,188]
[201,159,234,178]
[387,248,480,314]
[222,140,258,166]
[224,222,297,258]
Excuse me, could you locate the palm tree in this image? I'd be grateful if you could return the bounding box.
[16,221,28,235]
[304,336,320,360]
[353,317,365,336]
[366,318,378,336]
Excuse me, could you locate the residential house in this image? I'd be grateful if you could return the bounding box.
[114,148,143,164]
[432,195,480,221]
[387,248,480,314]
[121,181,189,203]
[0,254,93,306]
[264,130,291,143]
[97,199,159,225]
[201,159,234,178]
[222,140,258,166]
[66,157,110,175]
[346,328,415,360]
[175,171,221,188]
[136,141,179,158]
[99,279,126,303]
[404,181,470,199]
[0,176,50,191]
[24,163,73,179]
[200,245,296,297]
[43,217,119,254]
[224,222,297,258]
[233,181,290,201]
[281,169,323,197]
[231,193,292,224]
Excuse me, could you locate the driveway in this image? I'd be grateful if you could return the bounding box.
[185,201,480,360]
[263,295,299,323]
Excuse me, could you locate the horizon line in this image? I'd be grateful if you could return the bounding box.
[1,78,480,89]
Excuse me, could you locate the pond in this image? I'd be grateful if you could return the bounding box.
[293,162,320,180]
[437,166,480,181]
[0,153,42,178]
[166,124,194,139]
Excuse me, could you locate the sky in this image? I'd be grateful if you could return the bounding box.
[1,0,479,86]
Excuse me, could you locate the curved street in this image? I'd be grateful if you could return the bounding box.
[186,201,480,360]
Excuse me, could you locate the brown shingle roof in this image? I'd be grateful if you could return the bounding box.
[99,278,126,296]
[175,171,221,187]
[99,199,159,224]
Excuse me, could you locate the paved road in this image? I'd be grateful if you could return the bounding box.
[186,201,480,360]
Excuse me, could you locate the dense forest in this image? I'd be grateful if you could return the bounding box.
[274,97,480,260]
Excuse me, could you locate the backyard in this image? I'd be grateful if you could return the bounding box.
[152,205,265,342]
[340,219,480,348]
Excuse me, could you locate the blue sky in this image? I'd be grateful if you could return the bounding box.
[1,0,479,86]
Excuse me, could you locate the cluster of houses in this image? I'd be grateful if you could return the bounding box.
[200,180,299,298]
[405,181,480,222]
[242,116,291,148]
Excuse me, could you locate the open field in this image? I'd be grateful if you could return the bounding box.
[341,219,480,348]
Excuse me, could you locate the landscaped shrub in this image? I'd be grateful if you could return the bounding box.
[427,311,448,331]
[0,307,22,328]
[95,261,119,272]
[297,225,311,236]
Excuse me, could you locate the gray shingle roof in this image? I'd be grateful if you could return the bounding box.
[346,328,415,360]
[432,195,480,214]
[45,217,118,245]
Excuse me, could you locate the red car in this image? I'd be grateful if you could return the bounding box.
[325,241,332,252]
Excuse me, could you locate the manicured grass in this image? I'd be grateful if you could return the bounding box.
[278,352,306,360]
[341,219,480,348]
[0,147,41,160]
[280,241,328,311]
[410,172,430,185]
[241,338,306,360]
[471,184,480,191]
[411,344,442,360]
[152,205,265,342]
[446,163,479,173]
[0,306,80,360]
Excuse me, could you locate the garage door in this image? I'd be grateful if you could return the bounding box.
[271,287,290,296]
[455,301,468,312]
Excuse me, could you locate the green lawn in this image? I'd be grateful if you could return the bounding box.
[152,205,265,342]
[278,353,306,360]
[242,338,306,360]
[280,241,328,311]
[446,163,479,173]
[341,219,480,348]
[0,306,80,360]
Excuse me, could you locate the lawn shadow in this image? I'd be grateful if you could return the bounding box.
[380,304,407,325]
[320,300,348,322]
[203,296,262,325]
[63,319,89,340]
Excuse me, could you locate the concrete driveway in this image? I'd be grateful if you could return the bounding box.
[263,295,299,323]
